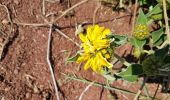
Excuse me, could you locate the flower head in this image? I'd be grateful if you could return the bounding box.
[133,24,150,40]
[77,25,113,74]
[79,25,111,52]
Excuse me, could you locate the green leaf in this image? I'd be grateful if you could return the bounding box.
[146,4,162,18]
[113,34,128,45]
[107,34,128,46]
[164,54,170,63]
[153,34,167,46]
[151,28,164,43]
[167,0,170,4]
[130,37,146,50]
[67,54,80,62]
[116,64,143,82]
[136,9,148,25]
[155,45,169,60]
[150,13,163,20]
[139,0,148,5]
[142,45,170,76]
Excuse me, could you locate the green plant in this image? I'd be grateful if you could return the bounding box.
[67,0,170,96]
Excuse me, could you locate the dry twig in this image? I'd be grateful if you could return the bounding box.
[131,0,138,36]
[42,0,46,15]
[93,2,101,25]
[160,0,170,48]
[133,77,148,100]
[79,82,94,100]
[54,28,80,47]
[163,0,169,35]
[0,4,15,60]
[47,24,60,100]
[163,0,170,42]
[52,0,89,23]
[14,0,89,27]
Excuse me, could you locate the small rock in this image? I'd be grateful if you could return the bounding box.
[0,38,5,43]
[1,97,5,100]
[42,91,49,98]
[5,87,11,91]
[33,85,40,94]
[25,92,31,99]
[14,69,18,75]
[1,19,9,24]
[14,0,20,5]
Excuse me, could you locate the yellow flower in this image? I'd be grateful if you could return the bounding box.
[79,25,111,52]
[77,52,113,74]
[77,25,113,74]
[133,24,150,40]
[133,47,141,58]
[104,53,111,59]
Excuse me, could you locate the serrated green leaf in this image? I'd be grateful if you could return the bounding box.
[116,64,143,82]
[130,37,146,50]
[146,4,162,17]
[67,54,80,62]
[151,28,164,43]
[136,9,148,25]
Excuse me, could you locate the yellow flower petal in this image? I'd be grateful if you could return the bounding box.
[76,25,113,74]
[76,56,84,63]
[82,42,95,53]
[97,52,113,68]
[84,58,92,70]
[76,53,90,63]
[87,25,94,39]
[101,28,111,38]
[101,49,107,54]
[95,56,104,73]
[91,57,98,72]
[105,53,111,59]
[79,33,87,43]
[90,25,99,41]
[93,39,110,50]
[91,25,105,41]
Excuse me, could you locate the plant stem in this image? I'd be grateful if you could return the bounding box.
[133,77,148,100]
[64,74,158,99]
[163,0,169,36]
[113,53,131,67]
[162,0,170,46]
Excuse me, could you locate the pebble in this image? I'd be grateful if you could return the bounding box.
[1,97,5,100]
[1,19,9,24]
[14,69,18,75]
[25,92,31,99]
[14,0,20,5]
[5,87,11,91]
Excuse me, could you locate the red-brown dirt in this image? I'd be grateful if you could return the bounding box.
[0,0,169,100]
